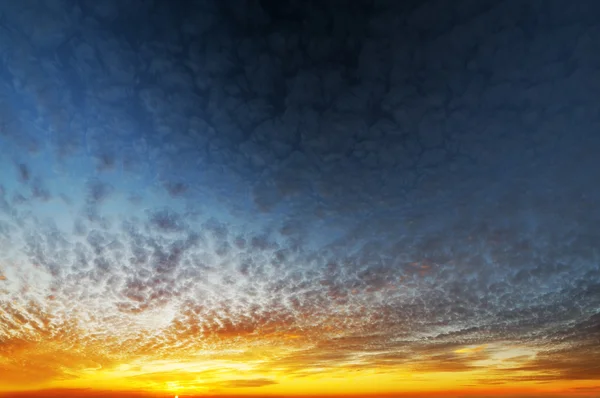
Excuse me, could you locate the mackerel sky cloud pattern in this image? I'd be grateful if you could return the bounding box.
[0,0,599,396]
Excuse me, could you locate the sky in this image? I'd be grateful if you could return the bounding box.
[0,0,599,397]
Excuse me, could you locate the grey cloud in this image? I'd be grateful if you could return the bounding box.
[146,208,186,233]
[31,177,51,202]
[86,179,114,205]
[163,181,187,197]
[15,163,30,183]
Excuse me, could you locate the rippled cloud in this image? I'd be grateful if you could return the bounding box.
[0,0,599,396]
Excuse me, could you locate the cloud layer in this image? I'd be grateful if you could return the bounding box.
[0,0,599,393]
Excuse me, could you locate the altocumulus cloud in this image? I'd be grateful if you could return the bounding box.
[0,0,599,389]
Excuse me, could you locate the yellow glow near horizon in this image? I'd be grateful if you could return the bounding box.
[8,343,577,397]
[0,331,597,398]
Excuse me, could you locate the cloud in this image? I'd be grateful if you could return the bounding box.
[0,390,159,398]
[410,351,490,373]
[0,0,599,393]
[163,181,188,197]
[86,179,114,205]
[30,177,51,202]
[220,378,278,388]
[0,331,115,389]
[146,208,186,233]
[16,163,30,183]
[498,344,600,381]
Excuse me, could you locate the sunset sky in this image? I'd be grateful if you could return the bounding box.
[1,0,599,397]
